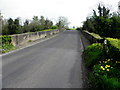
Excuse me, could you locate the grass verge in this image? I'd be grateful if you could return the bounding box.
[106,38,120,50]
[84,30,103,39]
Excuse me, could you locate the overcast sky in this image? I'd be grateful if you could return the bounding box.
[0,0,119,27]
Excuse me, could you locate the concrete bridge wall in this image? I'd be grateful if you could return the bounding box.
[11,30,59,46]
[80,30,101,43]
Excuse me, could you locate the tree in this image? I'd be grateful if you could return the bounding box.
[95,4,110,18]
[7,18,14,35]
[0,13,2,35]
[92,4,111,36]
[2,15,70,35]
[82,17,95,32]
[56,16,69,30]
[2,19,9,35]
[44,19,53,29]
[33,16,38,22]
[4,18,22,35]
[82,3,120,38]
[14,18,21,34]
[39,16,45,30]
[28,16,40,32]
[98,4,102,17]
[22,19,29,33]
[110,15,120,38]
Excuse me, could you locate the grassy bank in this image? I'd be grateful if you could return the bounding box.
[106,38,120,50]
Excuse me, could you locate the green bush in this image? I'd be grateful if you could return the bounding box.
[104,41,120,68]
[0,43,15,53]
[89,64,120,89]
[51,25,58,29]
[88,71,102,88]
[101,75,120,89]
[83,43,104,69]
[89,73,120,89]
[0,35,14,53]
[28,40,32,42]
[0,35,12,44]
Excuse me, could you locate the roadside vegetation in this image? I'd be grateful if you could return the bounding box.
[82,3,120,89]
[82,4,120,38]
[69,28,76,30]
[37,29,56,32]
[2,16,69,35]
[0,36,15,53]
[83,42,120,89]
[106,38,120,50]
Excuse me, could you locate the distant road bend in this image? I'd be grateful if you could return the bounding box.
[2,30,87,88]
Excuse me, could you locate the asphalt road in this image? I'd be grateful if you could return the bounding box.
[2,30,85,88]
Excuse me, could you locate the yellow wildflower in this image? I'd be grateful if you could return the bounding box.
[102,68,105,70]
[101,66,103,69]
[105,61,107,63]
[105,66,107,68]
[107,69,109,71]
[101,66,106,70]
[105,65,110,68]
[107,59,110,62]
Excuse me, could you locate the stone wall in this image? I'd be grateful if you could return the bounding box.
[11,30,59,46]
[80,30,101,43]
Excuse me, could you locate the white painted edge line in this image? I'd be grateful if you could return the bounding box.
[0,34,58,57]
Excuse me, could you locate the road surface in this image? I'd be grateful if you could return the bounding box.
[2,30,86,88]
